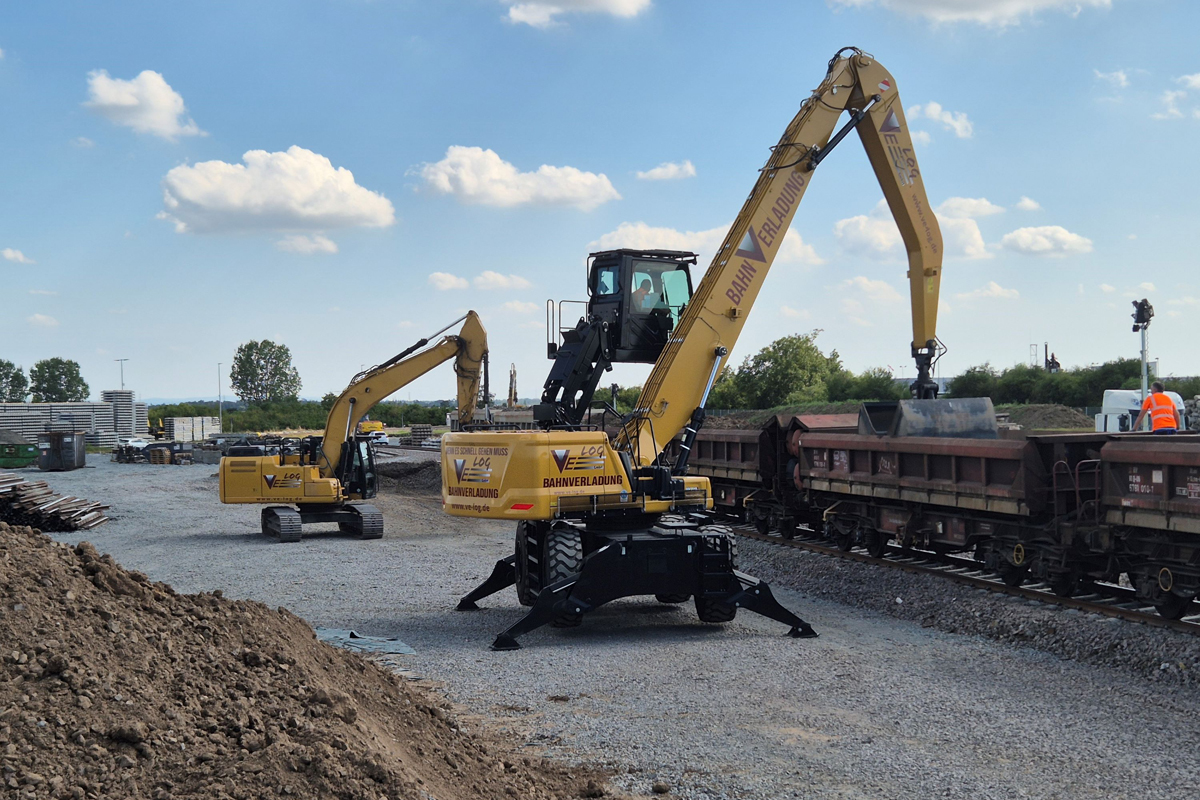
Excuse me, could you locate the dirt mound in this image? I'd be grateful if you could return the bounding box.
[0,521,599,800]
[0,430,26,445]
[705,403,861,430]
[1000,404,1093,430]
[376,461,442,495]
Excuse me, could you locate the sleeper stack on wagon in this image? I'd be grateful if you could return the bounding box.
[684,399,1200,619]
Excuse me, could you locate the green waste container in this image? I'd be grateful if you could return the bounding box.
[0,442,39,468]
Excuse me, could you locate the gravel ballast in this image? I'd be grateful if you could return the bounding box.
[29,458,1200,799]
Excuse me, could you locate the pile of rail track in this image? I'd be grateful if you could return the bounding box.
[736,524,1200,635]
[0,472,110,531]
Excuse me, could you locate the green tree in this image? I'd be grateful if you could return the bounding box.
[947,364,997,399]
[828,367,907,402]
[0,360,29,402]
[993,364,1043,405]
[709,331,841,410]
[229,340,302,405]
[29,358,89,402]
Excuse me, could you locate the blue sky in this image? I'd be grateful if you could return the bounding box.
[1,0,1196,403]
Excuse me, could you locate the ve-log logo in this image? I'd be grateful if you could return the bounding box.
[454,457,492,483]
[551,446,606,473]
[264,472,302,490]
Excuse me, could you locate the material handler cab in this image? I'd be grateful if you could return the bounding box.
[538,249,696,426]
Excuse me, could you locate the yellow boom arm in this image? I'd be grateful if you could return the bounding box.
[625,47,942,464]
[320,311,488,477]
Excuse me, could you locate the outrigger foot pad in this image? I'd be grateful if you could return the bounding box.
[788,624,819,639]
[491,634,521,651]
[456,555,517,612]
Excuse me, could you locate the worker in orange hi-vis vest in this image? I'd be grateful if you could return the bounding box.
[1133,381,1181,435]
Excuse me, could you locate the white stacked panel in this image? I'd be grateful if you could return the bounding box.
[101,390,137,437]
[164,417,222,442]
[134,403,149,436]
[0,402,118,442]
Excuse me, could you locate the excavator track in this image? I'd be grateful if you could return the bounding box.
[261,506,302,543]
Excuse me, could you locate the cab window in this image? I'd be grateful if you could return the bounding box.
[630,260,691,321]
[594,264,619,296]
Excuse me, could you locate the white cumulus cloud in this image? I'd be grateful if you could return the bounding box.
[1138,282,1156,292]
[1152,89,1186,120]
[1015,196,1041,211]
[84,69,203,141]
[936,197,1004,219]
[835,198,991,260]
[841,276,903,303]
[29,290,57,296]
[781,306,811,320]
[503,300,540,314]
[2,248,34,264]
[636,160,696,181]
[1094,69,1129,89]
[1177,74,1200,90]
[475,271,532,290]
[1099,283,1115,293]
[504,0,651,27]
[160,146,395,235]
[589,221,823,268]
[275,234,338,255]
[71,137,95,148]
[907,102,973,138]
[28,314,58,328]
[827,0,1112,26]
[910,130,932,145]
[428,272,469,290]
[956,281,1019,301]
[1000,225,1093,256]
[418,146,620,211]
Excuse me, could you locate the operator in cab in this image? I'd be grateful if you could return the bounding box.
[1133,381,1181,434]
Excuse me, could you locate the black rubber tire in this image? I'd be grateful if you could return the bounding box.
[864,530,886,559]
[514,522,538,606]
[694,526,738,623]
[1155,593,1192,620]
[835,531,854,552]
[695,596,737,623]
[545,524,584,628]
[753,515,770,536]
[655,594,691,604]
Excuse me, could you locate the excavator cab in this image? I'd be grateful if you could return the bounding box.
[586,249,696,362]
[538,250,696,426]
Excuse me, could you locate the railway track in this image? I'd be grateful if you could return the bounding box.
[735,524,1200,636]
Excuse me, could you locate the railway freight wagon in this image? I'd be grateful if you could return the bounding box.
[686,414,857,533]
[788,400,1200,619]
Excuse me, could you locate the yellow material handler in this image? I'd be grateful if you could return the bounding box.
[221,311,488,542]
[443,48,946,649]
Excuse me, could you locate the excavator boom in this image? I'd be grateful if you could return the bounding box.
[320,311,488,477]
[628,47,942,464]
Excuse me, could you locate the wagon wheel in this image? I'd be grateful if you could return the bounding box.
[864,529,886,559]
[998,562,1029,588]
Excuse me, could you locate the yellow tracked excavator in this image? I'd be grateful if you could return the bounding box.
[443,47,945,649]
[221,311,488,542]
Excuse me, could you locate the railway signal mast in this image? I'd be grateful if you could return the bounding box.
[1131,298,1154,404]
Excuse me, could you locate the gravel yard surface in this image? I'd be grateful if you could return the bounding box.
[32,458,1200,799]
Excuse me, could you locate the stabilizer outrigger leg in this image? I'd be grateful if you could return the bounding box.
[485,534,818,650]
[456,554,517,611]
[726,570,818,639]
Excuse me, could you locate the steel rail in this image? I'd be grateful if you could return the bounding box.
[734,525,1200,636]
